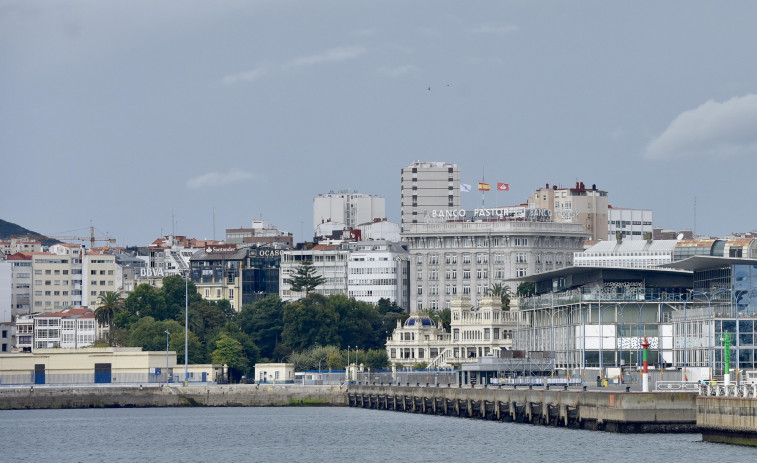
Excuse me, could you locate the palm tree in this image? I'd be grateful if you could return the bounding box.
[94,291,124,329]
[489,283,512,311]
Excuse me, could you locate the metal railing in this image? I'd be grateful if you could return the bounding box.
[699,383,757,398]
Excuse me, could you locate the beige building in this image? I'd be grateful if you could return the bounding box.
[528,182,608,241]
[82,251,118,308]
[254,362,295,384]
[0,347,176,385]
[31,252,76,313]
[386,296,519,369]
[401,161,460,231]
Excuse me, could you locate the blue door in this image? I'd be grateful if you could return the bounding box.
[202,372,207,382]
[34,364,45,385]
[94,363,111,384]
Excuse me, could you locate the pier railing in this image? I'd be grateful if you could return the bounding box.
[698,383,757,398]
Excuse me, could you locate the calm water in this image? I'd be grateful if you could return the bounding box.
[2,407,755,462]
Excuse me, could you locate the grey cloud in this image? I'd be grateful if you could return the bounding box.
[643,94,757,160]
[378,64,421,77]
[218,65,270,85]
[187,169,256,189]
[284,46,366,69]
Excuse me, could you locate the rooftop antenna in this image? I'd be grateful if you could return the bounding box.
[693,196,697,236]
[212,207,216,241]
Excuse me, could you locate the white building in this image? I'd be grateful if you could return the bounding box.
[347,241,409,308]
[404,218,589,311]
[574,239,677,269]
[7,253,33,318]
[401,161,460,231]
[0,238,42,258]
[385,296,519,369]
[0,261,11,323]
[357,219,401,242]
[21,307,97,351]
[608,207,653,241]
[313,190,386,233]
[280,244,351,301]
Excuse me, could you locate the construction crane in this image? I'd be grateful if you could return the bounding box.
[45,226,117,249]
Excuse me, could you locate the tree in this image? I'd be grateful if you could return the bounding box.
[212,334,249,382]
[489,283,513,311]
[517,281,536,297]
[124,283,166,320]
[94,291,124,330]
[281,294,340,350]
[236,296,285,360]
[289,260,325,296]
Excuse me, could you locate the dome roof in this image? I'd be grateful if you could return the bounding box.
[404,314,435,328]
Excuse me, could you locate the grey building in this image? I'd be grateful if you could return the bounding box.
[401,161,460,231]
[403,219,589,312]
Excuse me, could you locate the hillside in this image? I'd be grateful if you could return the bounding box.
[0,219,59,247]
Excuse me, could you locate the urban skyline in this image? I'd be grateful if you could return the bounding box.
[3,1,755,246]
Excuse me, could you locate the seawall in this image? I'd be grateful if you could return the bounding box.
[0,384,347,410]
[697,396,757,446]
[348,385,698,433]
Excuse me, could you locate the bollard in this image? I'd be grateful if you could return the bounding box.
[545,385,549,390]
[583,385,587,391]
[564,385,568,391]
[625,386,630,393]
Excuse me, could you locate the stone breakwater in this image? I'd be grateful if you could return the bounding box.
[0,384,347,410]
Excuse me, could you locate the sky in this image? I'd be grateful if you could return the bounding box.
[2,1,756,247]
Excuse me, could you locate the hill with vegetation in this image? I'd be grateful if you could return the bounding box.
[0,218,59,247]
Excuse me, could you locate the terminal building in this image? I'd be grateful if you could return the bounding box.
[512,256,757,381]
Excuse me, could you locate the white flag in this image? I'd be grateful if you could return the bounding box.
[460,183,472,193]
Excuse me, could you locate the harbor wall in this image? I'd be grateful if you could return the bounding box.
[697,396,757,446]
[0,384,347,410]
[348,385,697,433]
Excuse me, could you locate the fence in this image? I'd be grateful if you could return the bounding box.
[0,371,189,386]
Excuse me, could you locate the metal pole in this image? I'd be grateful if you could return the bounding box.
[166,330,170,383]
[185,273,188,386]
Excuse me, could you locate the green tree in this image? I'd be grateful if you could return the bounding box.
[236,296,285,360]
[124,283,166,320]
[212,334,249,382]
[289,260,325,296]
[281,294,340,350]
[161,275,202,321]
[362,349,389,370]
[427,308,451,332]
[517,281,536,297]
[489,283,513,310]
[94,291,124,330]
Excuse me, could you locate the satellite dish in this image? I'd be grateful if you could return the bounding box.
[676,233,684,241]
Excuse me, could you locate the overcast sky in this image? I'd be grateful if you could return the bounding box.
[2,1,756,246]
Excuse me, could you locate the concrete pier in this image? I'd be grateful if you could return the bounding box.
[0,384,346,410]
[348,385,698,433]
[697,396,757,446]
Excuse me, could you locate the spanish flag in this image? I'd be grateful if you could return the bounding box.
[478,182,490,191]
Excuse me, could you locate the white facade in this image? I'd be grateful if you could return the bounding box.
[574,239,676,269]
[608,207,653,240]
[9,254,32,318]
[279,244,351,301]
[357,220,401,242]
[401,161,460,231]
[25,308,97,351]
[313,190,386,233]
[0,238,41,257]
[347,241,409,308]
[82,253,117,308]
[404,220,589,312]
[0,262,11,323]
[385,296,519,369]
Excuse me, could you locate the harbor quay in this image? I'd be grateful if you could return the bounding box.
[0,383,347,410]
[348,384,698,433]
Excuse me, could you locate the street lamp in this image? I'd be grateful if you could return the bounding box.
[184,271,188,386]
[165,329,170,384]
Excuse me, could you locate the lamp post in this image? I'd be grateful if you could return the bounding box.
[347,345,350,384]
[184,271,188,386]
[165,329,170,384]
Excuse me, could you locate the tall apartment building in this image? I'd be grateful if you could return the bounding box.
[404,218,588,312]
[607,207,653,240]
[401,161,460,231]
[347,241,410,309]
[313,191,386,233]
[6,253,32,318]
[528,182,608,241]
[31,252,76,313]
[82,252,118,308]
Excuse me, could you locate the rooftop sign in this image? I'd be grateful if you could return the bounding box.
[205,244,237,253]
